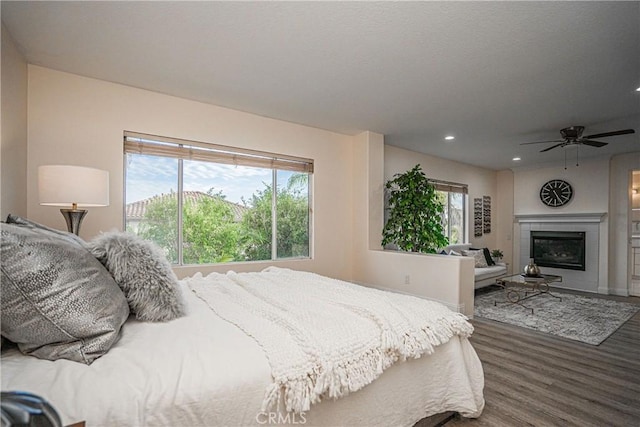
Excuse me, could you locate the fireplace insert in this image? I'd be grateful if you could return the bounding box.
[530,231,586,271]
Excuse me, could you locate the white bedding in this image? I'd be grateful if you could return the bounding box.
[1,273,484,427]
[188,267,476,414]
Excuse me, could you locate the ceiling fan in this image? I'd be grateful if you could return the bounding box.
[521,126,635,152]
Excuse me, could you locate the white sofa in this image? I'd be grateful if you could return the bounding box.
[443,244,508,289]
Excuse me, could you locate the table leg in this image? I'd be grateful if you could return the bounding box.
[494,282,534,314]
[534,282,562,301]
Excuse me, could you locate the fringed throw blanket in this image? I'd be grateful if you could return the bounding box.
[185,267,473,413]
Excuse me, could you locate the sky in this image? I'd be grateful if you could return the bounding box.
[125,154,296,205]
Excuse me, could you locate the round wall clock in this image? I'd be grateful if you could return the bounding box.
[540,179,573,207]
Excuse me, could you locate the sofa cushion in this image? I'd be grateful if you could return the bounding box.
[475,264,508,282]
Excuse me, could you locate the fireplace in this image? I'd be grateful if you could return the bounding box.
[517,213,603,293]
[530,231,586,271]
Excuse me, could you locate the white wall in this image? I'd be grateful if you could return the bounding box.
[512,157,612,291]
[1,23,28,218]
[384,145,499,250]
[513,158,609,215]
[26,66,354,280]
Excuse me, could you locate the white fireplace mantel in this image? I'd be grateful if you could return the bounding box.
[515,212,606,293]
[515,212,607,223]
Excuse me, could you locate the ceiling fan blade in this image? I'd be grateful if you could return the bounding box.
[540,143,566,152]
[584,129,635,139]
[580,139,608,148]
[520,139,564,145]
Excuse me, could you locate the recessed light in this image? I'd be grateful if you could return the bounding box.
[512,157,521,161]
[444,135,455,140]
[636,87,640,92]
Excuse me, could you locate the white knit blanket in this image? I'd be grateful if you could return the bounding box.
[185,267,473,414]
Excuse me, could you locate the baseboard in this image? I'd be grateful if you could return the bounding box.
[596,284,630,296]
[631,281,640,297]
[550,284,598,294]
[607,288,630,297]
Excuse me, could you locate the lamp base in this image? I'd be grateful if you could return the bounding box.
[60,209,87,235]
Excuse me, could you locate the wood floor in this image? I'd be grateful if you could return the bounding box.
[447,290,640,427]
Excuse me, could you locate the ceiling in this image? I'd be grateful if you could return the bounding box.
[2,1,639,170]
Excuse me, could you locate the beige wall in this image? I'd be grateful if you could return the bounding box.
[1,23,28,218]
[27,66,354,280]
[496,169,514,271]
[16,63,637,304]
[351,133,476,316]
[384,145,499,250]
[25,65,500,314]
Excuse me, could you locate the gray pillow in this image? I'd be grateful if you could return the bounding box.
[462,249,489,268]
[6,214,87,248]
[0,222,129,364]
[89,231,185,322]
[471,246,496,266]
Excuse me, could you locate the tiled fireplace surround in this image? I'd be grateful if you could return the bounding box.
[516,213,607,293]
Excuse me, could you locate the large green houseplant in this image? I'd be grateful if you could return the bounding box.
[382,164,448,253]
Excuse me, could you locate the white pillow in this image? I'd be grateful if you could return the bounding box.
[462,249,488,268]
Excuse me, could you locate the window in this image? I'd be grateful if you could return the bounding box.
[124,132,313,265]
[433,180,467,244]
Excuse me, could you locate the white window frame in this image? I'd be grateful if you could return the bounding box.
[432,179,468,244]
[123,131,314,265]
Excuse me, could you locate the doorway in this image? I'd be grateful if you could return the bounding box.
[631,171,640,296]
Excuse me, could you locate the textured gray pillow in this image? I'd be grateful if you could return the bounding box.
[89,231,185,322]
[462,249,489,268]
[6,214,87,248]
[0,222,129,364]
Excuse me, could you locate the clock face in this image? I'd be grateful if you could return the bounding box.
[540,179,573,207]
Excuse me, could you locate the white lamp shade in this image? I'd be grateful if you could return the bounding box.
[39,165,110,207]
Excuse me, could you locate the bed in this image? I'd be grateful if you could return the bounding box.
[1,219,484,427]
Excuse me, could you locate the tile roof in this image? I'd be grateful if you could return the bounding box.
[126,191,247,222]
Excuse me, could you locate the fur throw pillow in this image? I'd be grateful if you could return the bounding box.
[89,231,185,322]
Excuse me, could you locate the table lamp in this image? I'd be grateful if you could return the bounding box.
[38,165,110,235]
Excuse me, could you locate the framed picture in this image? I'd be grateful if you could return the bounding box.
[483,195,491,234]
[474,198,483,237]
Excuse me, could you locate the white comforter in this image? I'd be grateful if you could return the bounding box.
[188,267,476,414]
[1,272,484,427]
